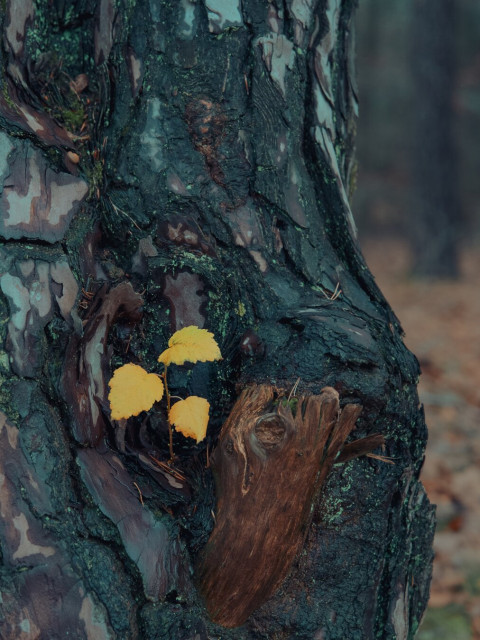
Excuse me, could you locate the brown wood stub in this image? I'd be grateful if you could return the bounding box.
[197,384,374,628]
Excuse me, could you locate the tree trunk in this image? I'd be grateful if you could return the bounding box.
[0,1,434,639]
[409,0,461,278]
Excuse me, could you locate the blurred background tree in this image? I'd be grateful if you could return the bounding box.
[409,0,460,277]
[355,0,480,277]
[355,4,480,638]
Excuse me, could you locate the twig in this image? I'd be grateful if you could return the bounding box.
[366,452,395,465]
[162,367,175,462]
[133,481,144,506]
[148,454,186,482]
[108,196,141,230]
[287,377,301,402]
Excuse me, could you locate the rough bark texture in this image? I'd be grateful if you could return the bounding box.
[0,1,434,639]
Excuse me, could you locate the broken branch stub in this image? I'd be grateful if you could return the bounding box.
[197,384,372,628]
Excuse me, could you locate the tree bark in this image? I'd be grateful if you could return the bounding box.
[409,0,461,278]
[0,1,434,639]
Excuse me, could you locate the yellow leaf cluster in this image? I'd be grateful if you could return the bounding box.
[108,363,164,420]
[169,396,210,443]
[158,326,222,367]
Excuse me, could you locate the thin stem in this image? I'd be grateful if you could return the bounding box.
[162,366,175,462]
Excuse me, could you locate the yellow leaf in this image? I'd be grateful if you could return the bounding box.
[108,363,164,420]
[158,326,222,366]
[169,396,210,443]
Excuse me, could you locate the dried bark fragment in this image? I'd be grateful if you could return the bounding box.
[62,282,142,446]
[290,0,315,47]
[198,384,382,627]
[310,0,357,237]
[77,448,190,600]
[127,46,144,97]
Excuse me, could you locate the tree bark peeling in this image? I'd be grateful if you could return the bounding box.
[77,448,190,601]
[62,282,142,446]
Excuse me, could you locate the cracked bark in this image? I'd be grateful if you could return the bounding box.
[0,1,434,639]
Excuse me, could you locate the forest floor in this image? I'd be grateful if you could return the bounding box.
[362,237,480,640]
